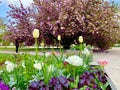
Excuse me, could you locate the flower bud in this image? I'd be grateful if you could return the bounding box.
[78,36,83,43]
[41,42,45,47]
[57,35,61,41]
[33,29,39,38]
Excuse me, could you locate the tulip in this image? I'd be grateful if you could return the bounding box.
[98,59,109,75]
[78,36,83,56]
[33,29,39,57]
[98,60,108,67]
[64,55,83,66]
[82,48,90,56]
[33,29,39,38]
[41,42,45,47]
[33,63,42,70]
[57,35,62,54]
[57,35,61,41]
[78,36,83,43]
[5,61,17,72]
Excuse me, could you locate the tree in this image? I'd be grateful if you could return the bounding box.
[6,0,120,50]
[3,1,35,52]
[0,18,7,44]
[5,1,35,46]
[0,18,6,33]
[32,0,119,49]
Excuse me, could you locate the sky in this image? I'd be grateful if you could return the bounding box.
[0,0,33,19]
[0,0,120,19]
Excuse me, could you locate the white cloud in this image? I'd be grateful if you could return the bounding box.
[1,0,33,7]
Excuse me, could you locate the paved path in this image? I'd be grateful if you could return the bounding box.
[0,47,120,89]
[92,47,120,90]
[0,50,43,55]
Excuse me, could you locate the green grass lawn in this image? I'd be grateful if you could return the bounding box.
[0,53,14,63]
[0,46,62,64]
[0,53,36,67]
[0,46,60,52]
[114,44,120,47]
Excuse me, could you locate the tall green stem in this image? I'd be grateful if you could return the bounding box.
[79,43,82,56]
[102,66,104,76]
[35,38,38,57]
[59,40,63,60]
[59,41,61,54]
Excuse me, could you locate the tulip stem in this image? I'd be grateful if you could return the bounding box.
[35,38,38,57]
[59,40,63,60]
[102,66,104,75]
[59,41,61,53]
[79,43,82,56]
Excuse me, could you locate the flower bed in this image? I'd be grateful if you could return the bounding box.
[0,65,114,90]
[28,66,111,90]
[0,44,115,90]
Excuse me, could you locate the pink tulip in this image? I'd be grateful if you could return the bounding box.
[98,60,108,66]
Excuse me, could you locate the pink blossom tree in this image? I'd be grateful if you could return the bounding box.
[5,0,119,50]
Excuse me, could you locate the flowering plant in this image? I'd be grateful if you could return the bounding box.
[64,55,83,66]
[0,80,10,90]
[78,36,83,43]
[98,59,108,67]
[0,44,110,90]
[5,61,17,72]
[57,35,61,41]
[32,29,39,39]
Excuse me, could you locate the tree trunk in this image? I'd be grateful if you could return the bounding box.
[15,40,19,53]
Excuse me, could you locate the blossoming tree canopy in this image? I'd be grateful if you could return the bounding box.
[5,0,120,49]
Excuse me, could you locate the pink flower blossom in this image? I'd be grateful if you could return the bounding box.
[98,60,109,66]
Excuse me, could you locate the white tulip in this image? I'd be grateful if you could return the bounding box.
[5,61,17,72]
[33,29,39,38]
[82,48,90,56]
[78,36,83,43]
[33,62,42,70]
[65,55,83,66]
[57,35,61,41]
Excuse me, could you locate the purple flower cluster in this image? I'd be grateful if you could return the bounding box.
[28,70,108,90]
[28,80,49,90]
[0,81,10,90]
[49,76,70,90]
[78,70,107,89]
[28,76,70,90]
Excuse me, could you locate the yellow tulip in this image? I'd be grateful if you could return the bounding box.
[33,29,39,38]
